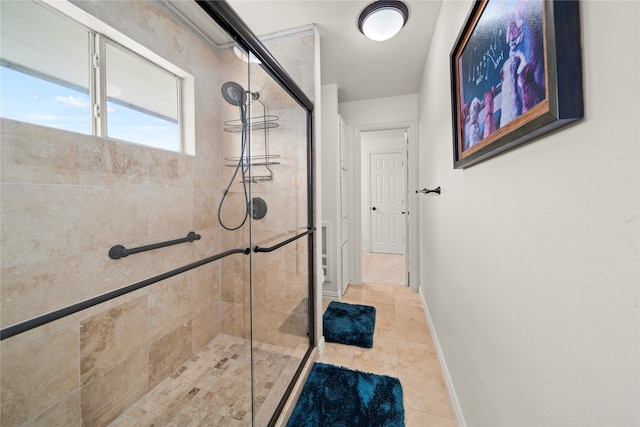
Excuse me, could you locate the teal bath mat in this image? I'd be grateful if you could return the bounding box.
[287,362,404,427]
[323,301,376,348]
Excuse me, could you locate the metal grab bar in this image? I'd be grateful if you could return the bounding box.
[0,247,249,341]
[109,231,201,260]
[253,227,315,253]
[2,226,316,340]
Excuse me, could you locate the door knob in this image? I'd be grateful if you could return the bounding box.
[371,207,377,211]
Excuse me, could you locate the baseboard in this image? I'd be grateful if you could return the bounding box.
[322,289,339,300]
[419,287,466,427]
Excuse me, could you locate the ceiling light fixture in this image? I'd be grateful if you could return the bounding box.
[358,0,409,42]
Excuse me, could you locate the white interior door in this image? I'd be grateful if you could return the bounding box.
[370,151,405,254]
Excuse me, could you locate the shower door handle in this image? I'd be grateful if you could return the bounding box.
[253,227,316,253]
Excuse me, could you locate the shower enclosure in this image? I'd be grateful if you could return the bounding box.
[0,1,315,426]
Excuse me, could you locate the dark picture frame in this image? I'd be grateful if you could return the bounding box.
[450,0,583,169]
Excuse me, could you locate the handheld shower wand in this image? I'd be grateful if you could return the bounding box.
[218,81,261,231]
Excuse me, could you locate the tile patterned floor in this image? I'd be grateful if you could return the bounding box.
[362,252,406,286]
[110,334,305,426]
[320,282,458,427]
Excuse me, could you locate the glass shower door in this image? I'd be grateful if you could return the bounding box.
[188,2,315,424]
[246,60,313,426]
[217,42,313,425]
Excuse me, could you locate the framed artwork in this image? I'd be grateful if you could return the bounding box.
[450,0,583,169]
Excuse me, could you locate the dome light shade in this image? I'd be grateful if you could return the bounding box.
[358,1,409,41]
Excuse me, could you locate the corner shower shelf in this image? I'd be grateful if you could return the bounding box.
[223,115,280,133]
[224,154,281,167]
[224,155,281,182]
[224,106,280,183]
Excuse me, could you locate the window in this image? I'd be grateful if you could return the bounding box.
[0,0,193,154]
[103,40,181,151]
[0,0,91,134]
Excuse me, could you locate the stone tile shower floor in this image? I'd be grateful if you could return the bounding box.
[110,334,305,427]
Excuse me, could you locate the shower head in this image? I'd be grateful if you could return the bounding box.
[221,81,246,107]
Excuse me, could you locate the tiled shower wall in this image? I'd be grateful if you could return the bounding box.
[0,2,316,426]
[0,0,224,423]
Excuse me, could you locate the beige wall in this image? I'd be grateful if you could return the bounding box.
[417,1,639,425]
[0,3,315,427]
[1,1,223,424]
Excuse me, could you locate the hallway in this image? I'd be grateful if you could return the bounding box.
[321,259,457,426]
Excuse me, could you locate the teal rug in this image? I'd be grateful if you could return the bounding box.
[323,301,376,348]
[287,363,404,427]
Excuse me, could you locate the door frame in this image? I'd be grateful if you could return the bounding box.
[352,121,419,291]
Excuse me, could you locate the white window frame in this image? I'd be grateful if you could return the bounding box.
[38,0,195,155]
